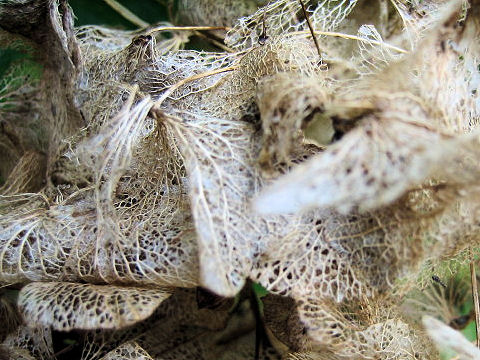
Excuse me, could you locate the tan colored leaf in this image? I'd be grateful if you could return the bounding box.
[226,0,359,50]
[100,342,154,360]
[2,326,53,360]
[255,117,457,214]
[19,282,172,331]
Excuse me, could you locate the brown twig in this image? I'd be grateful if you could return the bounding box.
[470,247,480,348]
[192,30,234,52]
[155,66,238,106]
[290,30,408,54]
[298,0,322,58]
[146,26,231,35]
[103,0,149,28]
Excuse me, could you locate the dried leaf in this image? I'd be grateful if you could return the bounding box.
[255,116,458,214]
[18,282,173,331]
[100,342,154,360]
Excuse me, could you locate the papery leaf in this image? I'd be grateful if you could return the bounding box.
[100,342,154,360]
[226,0,359,50]
[19,282,173,331]
[255,117,456,214]
[2,325,54,360]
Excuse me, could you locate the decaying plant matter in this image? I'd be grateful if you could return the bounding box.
[1,0,480,359]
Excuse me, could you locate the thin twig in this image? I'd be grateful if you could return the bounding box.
[470,247,480,348]
[258,4,269,45]
[193,30,234,53]
[147,26,231,35]
[298,0,322,58]
[155,66,238,106]
[290,30,408,54]
[53,343,76,357]
[103,0,149,28]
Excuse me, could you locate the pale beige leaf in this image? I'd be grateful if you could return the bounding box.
[255,118,457,214]
[2,326,53,360]
[100,342,154,360]
[19,282,172,331]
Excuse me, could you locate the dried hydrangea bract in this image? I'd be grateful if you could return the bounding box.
[1,0,480,359]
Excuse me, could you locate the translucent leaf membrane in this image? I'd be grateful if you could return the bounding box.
[256,72,328,174]
[255,116,458,214]
[225,0,359,51]
[196,36,319,120]
[296,297,436,359]
[252,193,440,302]
[100,342,154,360]
[158,37,319,296]
[255,0,480,215]
[0,87,199,288]
[81,289,232,360]
[18,282,173,331]
[2,0,480,358]
[169,114,260,295]
[2,326,54,360]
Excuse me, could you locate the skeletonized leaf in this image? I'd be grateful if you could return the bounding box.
[18,282,173,331]
[296,297,435,359]
[225,0,359,50]
[2,325,53,360]
[255,117,457,214]
[81,288,231,360]
[170,114,260,296]
[100,342,154,360]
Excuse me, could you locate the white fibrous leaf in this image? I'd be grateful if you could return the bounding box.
[169,114,261,295]
[255,1,480,215]
[356,25,403,75]
[226,0,359,50]
[100,342,154,360]
[297,298,435,359]
[255,117,457,214]
[18,282,173,331]
[256,72,328,172]
[2,325,54,360]
[253,198,432,303]
[423,315,480,360]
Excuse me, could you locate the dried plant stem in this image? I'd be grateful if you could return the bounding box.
[155,66,238,106]
[470,247,480,348]
[291,30,408,54]
[192,30,234,53]
[147,26,231,35]
[298,0,321,58]
[103,0,149,28]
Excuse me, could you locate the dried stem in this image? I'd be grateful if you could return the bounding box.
[155,66,238,106]
[470,247,480,348]
[298,0,322,58]
[103,0,149,28]
[147,26,231,35]
[290,30,408,54]
[192,30,234,53]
